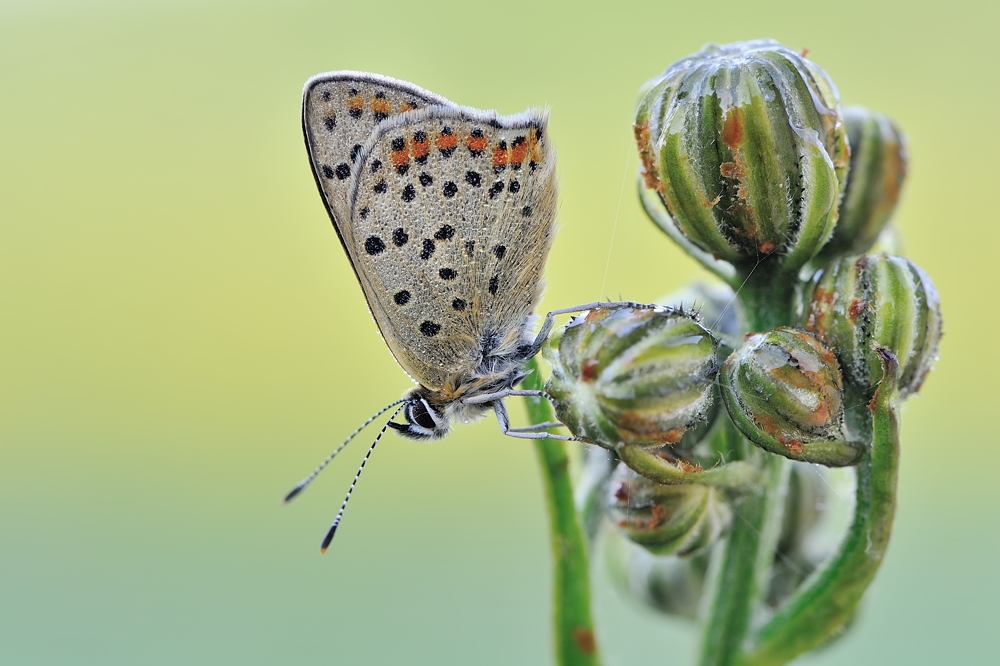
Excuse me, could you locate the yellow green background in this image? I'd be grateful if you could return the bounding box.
[2,0,994,663]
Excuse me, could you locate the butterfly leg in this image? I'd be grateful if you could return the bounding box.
[464,388,558,407]
[493,400,576,441]
[508,422,565,433]
[526,300,649,357]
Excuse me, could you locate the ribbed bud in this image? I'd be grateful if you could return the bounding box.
[635,39,849,273]
[818,106,908,260]
[606,463,731,556]
[544,305,719,448]
[803,253,941,399]
[721,327,862,466]
[603,531,709,620]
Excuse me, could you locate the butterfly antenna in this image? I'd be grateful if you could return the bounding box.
[320,404,405,553]
[283,399,406,504]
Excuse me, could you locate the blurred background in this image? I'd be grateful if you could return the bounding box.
[1,0,995,663]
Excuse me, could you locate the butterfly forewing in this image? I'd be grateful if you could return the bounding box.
[346,107,557,391]
[302,72,454,241]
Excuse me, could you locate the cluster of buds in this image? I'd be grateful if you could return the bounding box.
[537,39,944,650]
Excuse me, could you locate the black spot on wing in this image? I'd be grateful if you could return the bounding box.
[465,170,481,187]
[434,225,455,241]
[402,184,416,202]
[489,275,499,295]
[374,180,387,194]
[452,298,466,311]
[509,180,520,194]
[488,181,504,199]
[419,172,433,186]
[394,290,411,305]
[364,236,386,255]
[324,115,336,131]
[420,321,441,337]
[392,228,408,247]
[420,239,435,260]
[335,163,351,180]
[493,244,506,260]
[439,268,457,280]
[443,181,458,198]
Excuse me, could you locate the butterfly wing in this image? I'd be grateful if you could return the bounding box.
[302,72,454,251]
[346,107,557,391]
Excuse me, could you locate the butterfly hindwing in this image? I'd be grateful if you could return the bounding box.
[346,107,557,390]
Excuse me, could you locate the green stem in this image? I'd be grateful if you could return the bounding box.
[737,349,901,666]
[697,437,787,666]
[522,357,601,666]
[697,279,795,665]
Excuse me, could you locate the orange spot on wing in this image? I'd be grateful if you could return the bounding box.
[492,144,509,168]
[466,134,488,153]
[391,141,410,167]
[347,95,363,111]
[371,97,391,116]
[398,101,415,112]
[528,128,544,163]
[436,132,457,151]
[510,136,528,165]
[412,136,430,160]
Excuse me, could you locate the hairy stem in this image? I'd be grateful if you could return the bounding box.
[697,437,787,666]
[737,350,901,665]
[522,357,601,666]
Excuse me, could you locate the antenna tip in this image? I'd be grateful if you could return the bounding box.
[320,523,339,552]
[283,484,305,504]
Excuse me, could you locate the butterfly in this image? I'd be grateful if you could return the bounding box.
[289,72,610,550]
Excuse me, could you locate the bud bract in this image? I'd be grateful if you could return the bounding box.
[606,463,731,556]
[635,40,849,274]
[803,254,941,399]
[544,305,719,448]
[818,106,908,260]
[721,327,861,466]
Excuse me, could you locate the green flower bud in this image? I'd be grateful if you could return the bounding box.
[602,530,709,620]
[721,327,862,466]
[544,305,719,448]
[818,106,908,261]
[606,463,731,556]
[803,253,942,399]
[635,40,849,274]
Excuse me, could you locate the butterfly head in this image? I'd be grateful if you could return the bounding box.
[388,388,452,440]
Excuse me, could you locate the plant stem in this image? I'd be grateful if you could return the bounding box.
[737,350,901,666]
[522,357,601,666]
[697,278,795,665]
[697,437,787,666]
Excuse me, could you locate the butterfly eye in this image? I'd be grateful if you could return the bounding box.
[409,399,438,430]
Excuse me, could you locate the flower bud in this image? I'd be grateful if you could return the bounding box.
[544,305,719,448]
[602,530,709,620]
[606,463,731,556]
[635,40,849,273]
[803,254,941,399]
[818,106,908,261]
[721,327,862,466]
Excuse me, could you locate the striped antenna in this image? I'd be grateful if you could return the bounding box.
[320,404,405,553]
[283,399,406,504]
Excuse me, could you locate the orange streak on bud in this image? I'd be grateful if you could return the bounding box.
[721,107,744,150]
